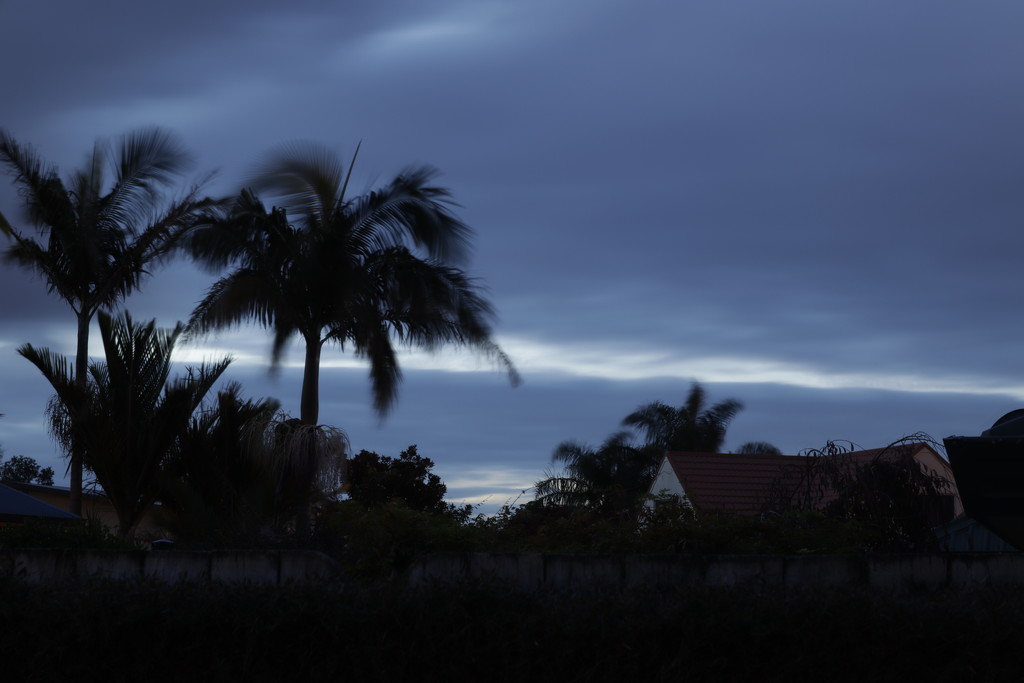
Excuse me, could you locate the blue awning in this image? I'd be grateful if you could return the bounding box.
[0,482,81,523]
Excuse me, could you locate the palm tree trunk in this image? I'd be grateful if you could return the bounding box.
[69,310,90,516]
[296,335,324,536]
[300,336,322,425]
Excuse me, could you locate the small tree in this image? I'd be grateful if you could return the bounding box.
[345,445,457,516]
[0,453,55,485]
[19,311,230,538]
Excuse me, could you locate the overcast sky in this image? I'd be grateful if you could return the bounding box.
[2,0,1023,511]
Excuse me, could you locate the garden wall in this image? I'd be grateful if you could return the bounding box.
[0,549,342,585]
[7,549,1024,591]
[405,552,1024,592]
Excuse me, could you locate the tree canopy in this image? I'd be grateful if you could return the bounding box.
[184,143,517,425]
[345,445,451,515]
[0,453,55,485]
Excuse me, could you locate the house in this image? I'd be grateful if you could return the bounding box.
[0,482,81,526]
[4,481,167,539]
[648,442,963,522]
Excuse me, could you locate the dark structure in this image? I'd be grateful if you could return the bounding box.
[945,410,1024,550]
[0,482,80,526]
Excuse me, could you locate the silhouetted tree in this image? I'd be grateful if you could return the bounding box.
[0,128,215,513]
[764,436,955,551]
[19,311,229,537]
[158,385,286,543]
[346,445,453,516]
[184,142,517,425]
[623,382,743,453]
[534,432,661,517]
[257,416,348,534]
[0,453,55,485]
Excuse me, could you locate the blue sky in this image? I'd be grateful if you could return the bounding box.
[2,0,1023,511]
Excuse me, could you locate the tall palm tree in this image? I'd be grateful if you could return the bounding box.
[623,382,743,454]
[18,311,230,537]
[185,142,517,425]
[534,432,661,516]
[0,128,215,513]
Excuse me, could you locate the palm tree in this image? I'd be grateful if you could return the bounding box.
[158,384,283,543]
[185,142,517,425]
[623,382,743,453]
[157,384,348,543]
[0,128,215,514]
[18,311,230,537]
[534,432,661,516]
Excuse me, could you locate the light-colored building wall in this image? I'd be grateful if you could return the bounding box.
[12,483,167,540]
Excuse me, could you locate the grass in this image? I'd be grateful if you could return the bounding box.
[3,577,1024,681]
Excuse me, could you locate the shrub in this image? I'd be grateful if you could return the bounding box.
[0,517,134,550]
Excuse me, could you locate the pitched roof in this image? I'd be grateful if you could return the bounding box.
[663,452,806,516]
[0,482,81,523]
[661,443,957,517]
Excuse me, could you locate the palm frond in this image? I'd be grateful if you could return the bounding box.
[347,166,470,263]
[188,269,286,336]
[16,344,80,407]
[110,127,193,211]
[250,141,347,224]
[0,129,76,233]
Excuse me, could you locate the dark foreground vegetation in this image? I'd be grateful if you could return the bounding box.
[2,577,1023,681]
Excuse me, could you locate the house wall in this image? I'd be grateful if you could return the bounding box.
[912,446,965,518]
[646,457,688,508]
[648,445,966,520]
[16,486,167,540]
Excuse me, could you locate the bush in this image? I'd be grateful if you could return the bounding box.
[313,500,487,580]
[0,517,134,550]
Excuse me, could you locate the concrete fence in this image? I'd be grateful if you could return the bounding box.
[0,549,342,585]
[405,552,1024,592]
[8,549,1024,591]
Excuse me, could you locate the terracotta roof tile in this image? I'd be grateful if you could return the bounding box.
[661,443,957,517]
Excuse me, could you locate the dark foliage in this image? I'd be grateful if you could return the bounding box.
[533,432,662,518]
[763,436,956,551]
[623,382,743,453]
[535,383,754,521]
[467,499,873,556]
[0,517,132,550]
[157,386,284,545]
[0,453,54,485]
[736,440,783,455]
[314,499,478,580]
[19,311,229,538]
[345,445,467,519]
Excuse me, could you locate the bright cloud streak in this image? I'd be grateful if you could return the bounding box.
[174,327,1024,402]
